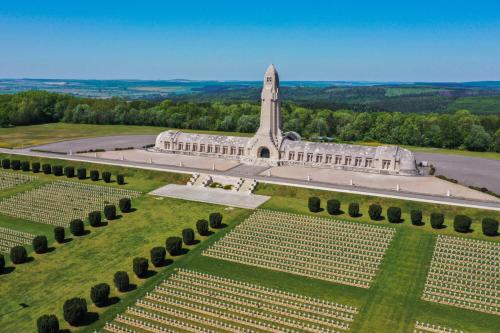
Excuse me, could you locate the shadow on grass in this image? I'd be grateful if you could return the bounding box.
[431,224,447,230]
[172,248,189,256]
[0,266,15,275]
[98,296,120,308]
[412,222,425,227]
[123,283,137,292]
[44,246,56,253]
[61,237,73,244]
[153,259,174,268]
[189,240,201,245]
[73,312,99,326]
[140,270,157,279]
[371,216,385,222]
[123,208,137,213]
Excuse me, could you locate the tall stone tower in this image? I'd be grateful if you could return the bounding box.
[245,64,283,161]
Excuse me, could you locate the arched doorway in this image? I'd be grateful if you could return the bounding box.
[258,147,270,158]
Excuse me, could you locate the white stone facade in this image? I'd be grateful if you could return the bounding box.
[155,65,419,175]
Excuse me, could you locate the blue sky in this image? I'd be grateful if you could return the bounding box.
[1,1,499,81]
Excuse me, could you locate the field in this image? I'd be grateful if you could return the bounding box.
[1,153,500,332]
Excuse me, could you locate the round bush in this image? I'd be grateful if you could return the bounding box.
[482,218,499,236]
[90,170,99,181]
[430,213,445,229]
[209,212,223,229]
[1,159,10,169]
[77,167,86,179]
[327,199,341,215]
[0,254,5,273]
[70,219,85,236]
[387,207,402,223]
[454,215,472,233]
[113,271,130,292]
[119,198,132,213]
[64,166,75,178]
[102,171,112,183]
[308,196,321,212]
[63,297,87,326]
[21,161,30,171]
[196,219,209,236]
[348,202,360,217]
[133,257,148,278]
[368,204,383,221]
[10,245,27,264]
[90,283,110,307]
[53,165,63,176]
[410,210,423,226]
[42,163,51,174]
[182,228,195,245]
[117,174,125,185]
[36,314,59,333]
[33,235,48,254]
[54,226,65,244]
[165,236,183,255]
[11,159,21,170]
[88,211,102,227]
[32,162,41,173]
[150,247,166,267]
[104,205,117,220]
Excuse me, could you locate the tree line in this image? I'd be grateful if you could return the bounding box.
[1,91,499,152]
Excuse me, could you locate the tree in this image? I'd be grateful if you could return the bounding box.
[464,125,493,152]
[308,197,321,213]
[430,213,445,229]
[410,210,423,226]
[1,159,10,169]
[32,162,40,173]
[32,235,48,254]
[63,298,87,326]
[133,257,148,278]
[102,171,112,183]
[117,174,125,185]
[77,167,86,179]
[36,314,59,333]
[90,170,99,181]
[0,253,5,273]
[88,211,102,227]
[454,215,472,233]
[368,204,383,221]
[104,205,117,220]
[182,228,195,245]
[196,219,209,236]
[113,271,130,292]
[150,247,166,267]
[70,219,85,236]
[21,161,30,171]
[90,283,110,307]
[165,237,183,255]
[482,218,499,236]
[53,165,63,176]
[327,199,341,215]
[119,198,132,213]
[10,246,27,264]
[64,166,75,178]
[209,212,223,229]
[11,159,21,170]
[387,207,402,223]
[42,163,51,174]
[348,202,359,217]
[54,227,65,243]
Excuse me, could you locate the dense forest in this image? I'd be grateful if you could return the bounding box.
[0,91,499,152]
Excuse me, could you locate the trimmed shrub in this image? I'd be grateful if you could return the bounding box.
[196,219,209,236]
[70,219,85,236]
[117,174,125,185]
[182,228,195,245]
[54,227,65,244]
[102,171,112,183]
[387,207,402,223]
[32,162,41,173]
[368,204,383,221]
[90,170,99,181]
[133,257,148,278]
[209,212,223,229]
[119,198,131,213]
[113,271,130,292]
[21,161,30,171]
[348,202,360,217]
[10,246,27,264]
[63,298,87,326]
[165,236,182,255]
[77,167,86,179]
[64,166,75,178]
[33,235,48,254]
[53,165,63,176]
[150,247,166,267]
[36,314,59,333]
[454,215,472,233]
[308,196,321,212]
[42,163,51,174]
[430,213,445,229]
[0,254,4,273]
[410,210,423,226]
[104,205,117,220]
[482,218,499,236]
[11,159,21,170]
[1,159,10,169]
[90,283,110,307]
[88,211,101,227]
[327,199,341,215]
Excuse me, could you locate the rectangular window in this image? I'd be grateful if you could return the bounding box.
[335,155,342,164]
[325,154,332,163]
[344,156,352,165]
[238,147,244,156]
[288,151,295,160]
[207,145,213,153]
[382,160,391,169]
[200,144,205,152]
[355,157,362,167]
[214,145,220,154]
[165,142,171,150]
[297,152,304,161]
[185,143,190,151]
[365,158,373,167]
[178,142,183,150]
[192,143,197,151]
[223,146,228,154]
[316,154,323,163]
[230,146,236,155]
